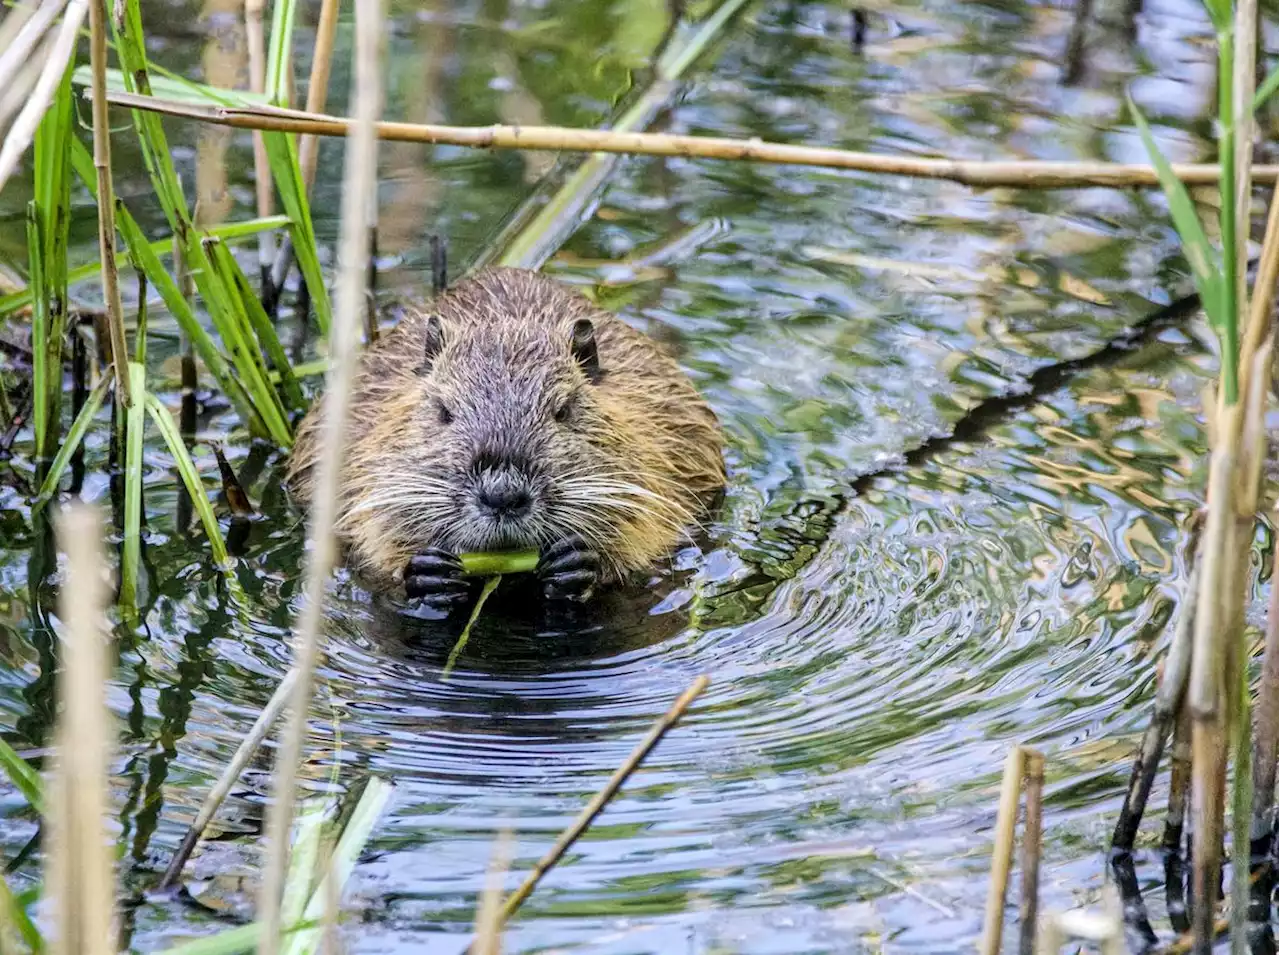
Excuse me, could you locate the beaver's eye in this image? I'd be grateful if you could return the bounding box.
[436,401,454,426]
[554,399,573,423]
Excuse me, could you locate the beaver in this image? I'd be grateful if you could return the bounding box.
[287,267,726,611]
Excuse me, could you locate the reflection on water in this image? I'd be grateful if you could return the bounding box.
[0,0,1276,952]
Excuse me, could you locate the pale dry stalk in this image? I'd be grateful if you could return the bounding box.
[245,0,276,285]
[99,90,1280,190]
[254,0,383,951]
[473,830,513,955]
[49,504,114,955]
[0,0,88,197]
[980,746,1026,955]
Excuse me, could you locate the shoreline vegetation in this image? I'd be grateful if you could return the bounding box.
[0,0,1273,952]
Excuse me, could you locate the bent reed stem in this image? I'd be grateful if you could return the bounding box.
[97,90,1280,189]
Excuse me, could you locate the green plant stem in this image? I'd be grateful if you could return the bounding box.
[1217,31,1239,404]
[443,577,502,679]
[0,737,43,816]
[33,368,115,507]
[144,394,231,567]
[25,204,50,461]
[459,550,538,577]
[120,362,148,607]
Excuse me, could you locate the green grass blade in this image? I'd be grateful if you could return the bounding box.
[227,259,306,411]
[261,131,333,335]
[32,368,115,507]
[153,919,317,955]
[25,204,50,460]
[111,0,187,228]
[280,778,395,955]
[0,217,291,319]
[145,393,231,568]
[202,241,294,445]
[120,362,148,607]
[0,737,43,816]
[1127,97,1227,328]
[0,873,42,954]
[1255,66,1279,112]
[282,799,327,929]
[71,65,270,107]
[265,0,300,106]
[145,395,231,567]
[113,200,267,435]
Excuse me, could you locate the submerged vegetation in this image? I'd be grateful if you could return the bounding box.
[0,0,1272,951]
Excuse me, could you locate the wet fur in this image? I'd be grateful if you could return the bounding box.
[287,268,726,591]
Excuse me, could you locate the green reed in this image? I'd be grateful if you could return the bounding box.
[1126,0,1275,951]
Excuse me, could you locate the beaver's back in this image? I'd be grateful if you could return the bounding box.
[288,267,725,587]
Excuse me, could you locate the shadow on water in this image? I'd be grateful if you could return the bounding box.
[0,0,1275,952]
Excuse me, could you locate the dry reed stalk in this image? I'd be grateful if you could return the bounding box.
[1188,397,1244,953]
[97,91,1280,189]
[245,0,276,293]
[48,503,114,955]
[1231,0,1258,326]
[460,675,709,949]
[255,0,382,950]
[1164,702,1193,854]
[0,0,62,100]
[158,669,299,891]
[88,0,130,409]
[269,0,341,291]
[0,0,87,196]
[298,0,340,191]
[473,830,513,955]
[1018,749,1046,955]
[1111,561,1200,851]
[1236,190,1279,417]
[980,746,1026,955]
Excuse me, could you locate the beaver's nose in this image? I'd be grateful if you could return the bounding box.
[476,470,532,518]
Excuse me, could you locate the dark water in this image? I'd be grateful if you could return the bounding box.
[0,0,1276,951]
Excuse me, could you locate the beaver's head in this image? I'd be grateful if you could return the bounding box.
[396,306,635,557]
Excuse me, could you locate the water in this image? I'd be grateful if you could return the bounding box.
[0,0,1276,951]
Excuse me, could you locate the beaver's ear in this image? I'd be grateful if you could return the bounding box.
[418,314,445,375]
[570,319,602,383]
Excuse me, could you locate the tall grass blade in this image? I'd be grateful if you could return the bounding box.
[119,362,148,607]
[110,197,266,434]
[213,245,306,410]
[0,737,44,816]
[1127,100,1229,335]
[203,240,295,444]
[1255,66,1279,111]
[32,367,114,507]
[265,0,301,106]
[261,132,334,335]
[0,216,291,319]
[144,393,231,567]
[0,872,42,954]
[25,204,51,461]
[279,778,395,955]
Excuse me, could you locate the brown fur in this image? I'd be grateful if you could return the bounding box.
[287,267,725,590]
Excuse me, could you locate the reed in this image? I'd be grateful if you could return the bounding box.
[255,0,382,949]
[48,503,114,955]
[981,747,1026,955]
[97,88,1280,189]
[1118,1,1275,951]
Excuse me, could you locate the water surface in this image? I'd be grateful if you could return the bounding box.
[0,0,1276,951]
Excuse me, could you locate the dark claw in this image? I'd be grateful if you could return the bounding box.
[537,535,601,603]
[404,548,469,610]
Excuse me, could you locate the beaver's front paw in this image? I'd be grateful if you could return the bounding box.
[537,535,600,603]
[404,548,470,611]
